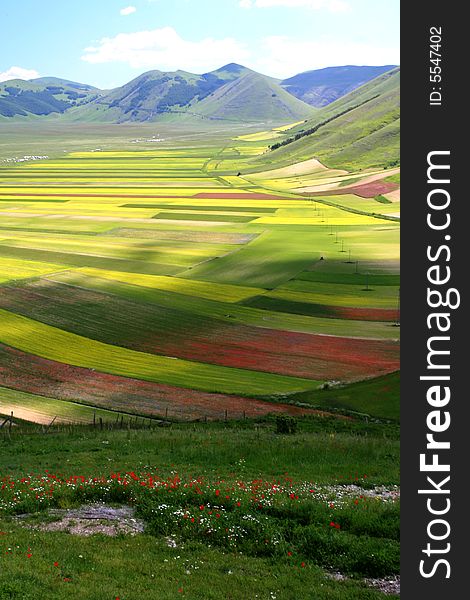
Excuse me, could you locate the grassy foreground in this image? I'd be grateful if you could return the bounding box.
[0,418,399,599]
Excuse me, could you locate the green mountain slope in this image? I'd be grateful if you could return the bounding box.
[69,64,255,123]
[0,64,396,127]
[0,78,102,118]
[192,72,315,122]
[255,67,399,170]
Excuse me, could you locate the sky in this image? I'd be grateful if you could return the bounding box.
[0,0,399,89]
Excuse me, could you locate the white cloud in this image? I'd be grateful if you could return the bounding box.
[253,36,398,79]
[240,0,350,12]
[120,6,137,16]
[0,66,40,83]
[82,27,250,73]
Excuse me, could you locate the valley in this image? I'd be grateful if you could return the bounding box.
[0,82,399,424]
[0,63,400,599]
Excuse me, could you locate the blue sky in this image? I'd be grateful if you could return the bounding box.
[0,0,399,89]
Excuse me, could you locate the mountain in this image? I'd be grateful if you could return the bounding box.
[30,77,100,92]
[67,64,255,123]
[0,78,102,118]
[254,67,400,171]
[281,65,397,108]
[191,72,314,122]
[0,64,396,125]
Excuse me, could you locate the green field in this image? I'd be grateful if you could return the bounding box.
[0,416,400,599]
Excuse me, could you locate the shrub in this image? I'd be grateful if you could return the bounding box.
[275,415,298,434]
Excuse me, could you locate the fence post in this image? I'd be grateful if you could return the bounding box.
[99,417,103,431]
[45,415,57,434]
[9,411,13,435]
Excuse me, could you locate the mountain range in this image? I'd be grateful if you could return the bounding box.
[0,64,397,124]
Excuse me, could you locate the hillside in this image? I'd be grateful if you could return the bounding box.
[255,67,400,171]
[193,72,315,122]
[65,63,255,123]
[0,78,101,118]
[281,65,396,107]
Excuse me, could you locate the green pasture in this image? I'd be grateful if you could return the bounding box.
[271,281,399,309]
[314,194,400,218]
[47,272,400,340]
[0,256,67,283]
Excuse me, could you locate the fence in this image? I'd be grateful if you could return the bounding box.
[0,408,252,436]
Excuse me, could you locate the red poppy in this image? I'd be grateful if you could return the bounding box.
[54,562,59,567]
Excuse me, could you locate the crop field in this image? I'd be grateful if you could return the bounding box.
[0,121,399,425]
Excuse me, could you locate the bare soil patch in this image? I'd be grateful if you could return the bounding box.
[16,504,145,537]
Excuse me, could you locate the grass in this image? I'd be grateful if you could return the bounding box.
[47,271,401,340]
[0,417,399,598]
[0,524,394,599]
[152,212,256,223]
[289,372,400,421]
[0,245,181,277]
[266,281,399,309]
[252,68,399,172]
[296,270,400,286]
[0,256,68,283]
[75,267,263,303]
